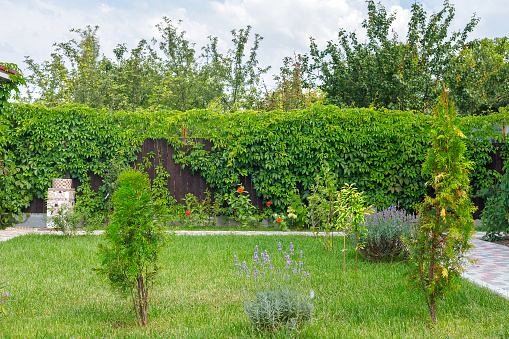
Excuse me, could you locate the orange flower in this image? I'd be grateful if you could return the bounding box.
[276,217,282,223]
[237,187,244,193]
[266,201,272,206]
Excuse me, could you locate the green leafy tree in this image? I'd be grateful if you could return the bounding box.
[305,0,478,113]
[25,26,112,108]
[445,37,509,116]
[258,54,322,111]
[407,91,476,323]
[96,169,165,326]
[218,26,270,111]
[106,40,161,111]
[151,18,223,111]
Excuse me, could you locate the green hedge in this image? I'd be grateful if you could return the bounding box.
[1,103,507,220]
[179,104,507,212]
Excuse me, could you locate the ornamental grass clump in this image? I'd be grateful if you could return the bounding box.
[234,242,313,331]
[358,205,418,263]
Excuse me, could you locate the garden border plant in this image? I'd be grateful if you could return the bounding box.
[96,168,165,326]
[406,90,476,323]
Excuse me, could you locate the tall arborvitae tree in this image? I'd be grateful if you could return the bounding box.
[407,90,476,323]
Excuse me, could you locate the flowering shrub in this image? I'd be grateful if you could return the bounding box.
[226,186,261,228]
[286,191,309,230]
[358,205,418,262]
[234,242,313,331]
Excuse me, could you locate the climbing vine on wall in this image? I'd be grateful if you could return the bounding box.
[1,101,507,226]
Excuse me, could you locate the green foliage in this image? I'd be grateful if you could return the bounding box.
[0,62,26,228]
[305,0,478,114]
[235,242,313,331]
[285,190,309,229]
[335,183,372,275]
[1,101,506,225]
[96,169,165,327]
[49,204,81,236]
[307,169,338,251]
[244,288,313,331]
[446,37,509,116]
[23,21,268,113]
[359,205,418,263]
[407,92,476,323]
[258,54,322,111]
[225,187,262,228]
[481,162,509,241]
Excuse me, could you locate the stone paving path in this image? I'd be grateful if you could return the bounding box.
[462,238,509,299]
[1,227,508,300]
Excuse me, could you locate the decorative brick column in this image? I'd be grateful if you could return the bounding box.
[46,179,75,228]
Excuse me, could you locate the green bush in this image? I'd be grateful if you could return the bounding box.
[358,205,418,263]
[481,162,509,241]
[96,169,165,326]
[245,288,313,331]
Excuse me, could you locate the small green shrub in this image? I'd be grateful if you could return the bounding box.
[49,204,81,236]
[358,205,418,263]
[481,162,509,241]
[234,242,313,331]
[245,288,313,331]
[226,186,261,228]
[96,168,165,327]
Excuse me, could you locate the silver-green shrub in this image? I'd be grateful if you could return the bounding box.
[244,288,313,331]
[234,242,313,331]
[358,205,418,262]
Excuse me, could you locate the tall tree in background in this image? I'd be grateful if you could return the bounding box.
[220,26,271,111]
[152,18,222,111]
[106,40,160,111]
[23,21,268,112]
[305,0,478,114]
[258,54,322,111]
[445,37,509,115]
[25,26,111,108]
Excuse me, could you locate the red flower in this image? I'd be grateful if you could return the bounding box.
[237,187,244,193]
[276,217,282,223]
[186,211,191,216]
[266,201,272,206]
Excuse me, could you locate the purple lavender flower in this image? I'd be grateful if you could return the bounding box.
[300,250,303,259]
[278,242,282,251]
[290,242,294,253]
[234,254,237,263]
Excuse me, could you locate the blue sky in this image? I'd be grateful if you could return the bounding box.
[1,0,508,88]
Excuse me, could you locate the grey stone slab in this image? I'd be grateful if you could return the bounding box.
[14,213,47,228]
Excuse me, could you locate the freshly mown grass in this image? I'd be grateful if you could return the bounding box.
[0,233,508,338]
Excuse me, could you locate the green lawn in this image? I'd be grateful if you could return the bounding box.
[0,234,508,338]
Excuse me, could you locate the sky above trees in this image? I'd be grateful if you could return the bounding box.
[2,0,508,88]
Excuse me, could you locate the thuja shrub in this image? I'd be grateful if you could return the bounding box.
[406,92,476,323]
[358,205,418,263]
[234,242,313,331]
[96,169,165,327]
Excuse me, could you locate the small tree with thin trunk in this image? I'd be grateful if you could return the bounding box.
[96,169,164,326]
[407,90,476,323]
